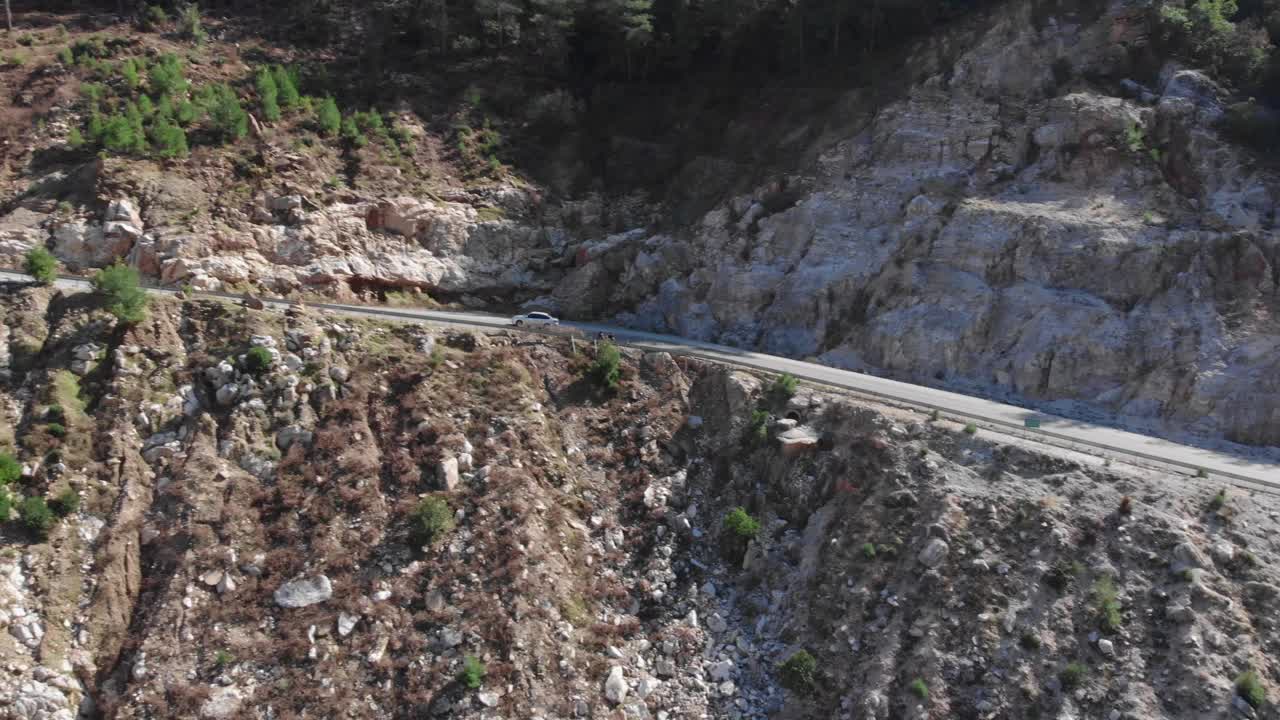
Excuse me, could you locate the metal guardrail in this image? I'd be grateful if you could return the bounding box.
[3,267,1277,492]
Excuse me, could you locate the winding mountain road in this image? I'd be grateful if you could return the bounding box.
[4,269,1278,488]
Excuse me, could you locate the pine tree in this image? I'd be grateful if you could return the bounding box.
[205,83,248,142]
[255,67,281,121]
[150,116,188,158]
[273,65,300,109]
[317,96,341,136]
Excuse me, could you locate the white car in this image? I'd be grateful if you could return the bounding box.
[511,311,560,327]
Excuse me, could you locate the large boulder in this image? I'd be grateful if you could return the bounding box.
[273,575,332,608]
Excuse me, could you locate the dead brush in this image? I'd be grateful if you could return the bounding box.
[1118,495,1132,516]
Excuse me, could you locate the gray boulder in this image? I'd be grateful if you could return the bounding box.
[273,575,333,608]
[918,538,950,567]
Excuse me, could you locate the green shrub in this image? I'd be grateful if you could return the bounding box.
[748,408,769,444]
[17,34,35,47]
[81,82,106,107]
[929,408,940,421]
[1209,488,1226,509]
[46,423,67,439]
[120,57,143,89]
[144,4,169,29]
[0,486,11,521]
[150,54,189,98]
[861,542,877,560]
[1236,670,1265,708]
[175,99,198,126]
[273,65,300,109]
[1095,576,1122,633]
[1019,632,1041,650]
[101,110,146,155]
[91,262,149,325]
[203,83,248,142]
[317,97,341,136]
[243,346,274,374]
[150,116,188,158]
[18,496,55,539]
[460,655,486,689]
[255,67,281,121]
[214,649,234,666]
[1060,662,1087,690]
[769,372,798,402]
[58,46,74,65]
[590,342,622,389]
[0,452,21,485]
[1043,559,1080,592]
[723,507,761,539]
[46,405,65,423]
[963,422,978,435]
[411,496,455,545]
[341,116,367,147]
[138,94,155,117]
[25,247,57,285]
[909,678,929,700]
[778,650,817,693]
[67,126,85,149]
[50,488,79,517]
[178,3,206,43]
[392,124,415,150]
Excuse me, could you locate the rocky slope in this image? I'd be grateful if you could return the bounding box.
[1,0,1278,447]
[1,283,1278,720]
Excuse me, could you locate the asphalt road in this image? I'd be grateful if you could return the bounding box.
[4,270,1278,488]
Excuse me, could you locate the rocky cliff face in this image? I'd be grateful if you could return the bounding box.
[566,0,1280,447]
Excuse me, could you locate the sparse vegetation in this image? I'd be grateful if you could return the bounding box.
[1209,488,1227,510]
[410,496,455,545]
[590,342,622,390]
[214,649,234,666]
[748,408,769,445]
[143,5,169,30]
[50,488,79,517]
[255,67,281,121]
[769,372,798,403]
[1044,559,1081,592]
[460,655,486,689]
[18,496,55,539]
[1236,670,1265,708]
[723,507,761,539]
[24,247,57,285]
[243,346,275,374]
[1060,662,1087,690]
[1094,576,1122,633]
[963,422,978,435]
[317,96,341,136]
[203,83,248,142]
[178,2,207,43]
[778,650,817,693]
[91,262,149,325]
[0,453,20,485]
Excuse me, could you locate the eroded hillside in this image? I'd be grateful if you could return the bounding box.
[0,282,1277,720]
